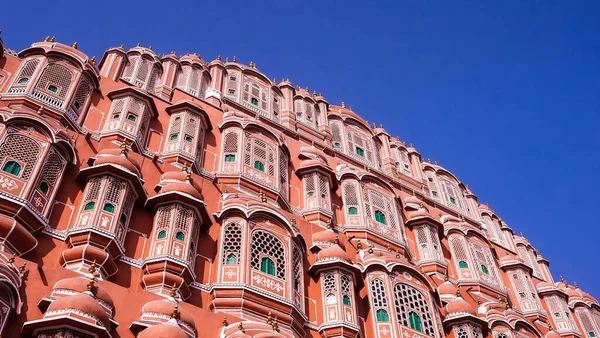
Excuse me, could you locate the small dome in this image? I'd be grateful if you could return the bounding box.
[438,281,457,297]
[142,300,195,330]
[545,330,560,338]
[499,254,522,264]
[180,53,204,64]
[567,287,583,299]
[446,297,476,316]
[139,323,188,338]
[317,245,351,262]
[159,171,202,199]
[95,148,141,175]
[312,229,337,245]
[54,277,114,310]
[47,293,110,328]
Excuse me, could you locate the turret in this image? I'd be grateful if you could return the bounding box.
[206,55,226,106]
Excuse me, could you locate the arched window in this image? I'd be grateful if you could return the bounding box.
[2,161,21,176]
[39,181,49,194]
[260,257,275,276]
[343,295,351,306]
[356,147,365,156]
[459,260,469,268]
[103,203,115,213]
[348,207,358,215]
[325,293,337,304]
[84,202,95,210]
[409,311,423,332]
[226,253,237,265]
[224,154,236,162]
[375,210,386,224]
[376,309,390,322]
[254,160,265,172]
[481,265,489,274]
[250,230,285,280]
[175,231,185,241]
[393,283,435,336]
[18,77,28,84]
[170,133,179,141]
[119,214,127,224]
[48,85,58,93]
[185,135,193,143]
[127,114,137,122]
[157,230,167,239]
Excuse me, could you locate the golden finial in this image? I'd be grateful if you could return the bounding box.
[272,77,276,84]
[8,255,15,264]
[272,316,279,332]
[87,278,95,292]
[18,261,27,273]
[335,234,339,244]
[548,325,554,332]
[238,322,245,333]
[37,105,44,114]
[387,243,391,251]
[89,260,97,274]
[395,250,400,258]
[291,217,296,226]
[267,311,273,325]
[520,232,523,237]
[372,122,376,129]
[216,54,221,60]
[232,56,237,62]
[137,42,141,47]
[252,62,257,69]
[313,90,317,96]
[574,281,579,289]
[305,86,309,91]
[171,302,180,319]
[255,113,260,120]
[286,78,290,82]
[223,315,228,327]
[560,275,566,283]
[505,300,510,309]
[380,124,383,128]
[296,85,300,90]
[71,41,78,49]
[341,102,346,108]
[149,45,152,50]
[50,36,55,42]
[444,269,449,281]
[357,239,362,250]
[249,61,253,67]
[90,56,97,65]
[170,282,178,297]
[120,44,124,48]
[368,245,374,255]
[120,139,128,155]
[44,36,50,42]
[456,287,461,298]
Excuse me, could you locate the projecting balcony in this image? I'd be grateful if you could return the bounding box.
[215,166,289,208]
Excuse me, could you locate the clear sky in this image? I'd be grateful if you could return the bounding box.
[2,1,599,295]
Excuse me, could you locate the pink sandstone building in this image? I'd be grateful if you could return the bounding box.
[0,32,597,338]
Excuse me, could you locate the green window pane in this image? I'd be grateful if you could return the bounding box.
[170,133,179,141]
[409,312,422,332]
[84,202,95,210]
[481,265,489,274]
[127,114,137,122]
[343,295,351,306]
[334,142,340,148]
[185,135,193,142]
[226,253,237,264]
[450,197,456,204]
[348,207,358,215]
[48,85,58,93]
[157,230,167,239]
[251,97,259,106]
[253,161,265,172]
[375,210,387,224]
[260,257,275,276]
[113,114,120,120]
[176,231,185,241]
[103,203,115,213]
[225,154,236,162]
[39,181,49,194]
[459,260,469,268]
[356,147,364,156]
[376,309,389,322]
[18,77,28,84]
[2,161,21,176]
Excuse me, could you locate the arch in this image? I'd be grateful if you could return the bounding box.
[393,282,436,336]
[250,229,286,280]
[214,205,303,240]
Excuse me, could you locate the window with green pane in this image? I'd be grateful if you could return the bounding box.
[127,114,137,122]
[2,161,21,176]
[185,135,193,142]
[157,230,167,239]
[348,207,358,215]
[224,154,236,162]
[376,309,389,322]
[84,202,95,210]
[481,265,489,274]
[458,260,469,268]
[176,231,185,241]
[356,147,365,157]
[103,203,115,213]
[170,133,179,141]
[343,295,351,306]
[48,85,58,93]
[374,210,386,224]
[18,77,28,84]
[260,257,275,276]
[409,312,422,332]
[226,253,237,264]
[251,97,259,106]
[253,161,265,172]
[39,181,49,194]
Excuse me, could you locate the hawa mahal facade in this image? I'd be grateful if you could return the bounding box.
[0,32,597,338]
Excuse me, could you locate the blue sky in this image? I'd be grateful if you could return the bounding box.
[2,1,599,294]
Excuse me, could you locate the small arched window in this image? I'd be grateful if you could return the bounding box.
[376,309,390,322]
[253,160,265,172]
[356,147,365,157]
[39,181,49,194]
[157,230,167,239]
[103,203,115,213]
[409,311,422,332]
[225,253,237,265]
[375,210,387,224]
[113,114,120,120]
[260,257,275,276]
[127,114,137,122]
[185,135,193,142]
[481,265,489,274]
[18,77,28,84]
[348,207,358,215]
[2,161,21,176]
[224,154,236,162]
[325,293,337,304]
[170,133,179,141]
[343,295,351,306]
[84,202,95,210]
[459,260,469,268]
[175,231,185,241]
[48,85,58,93]
[120,214,127,224]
